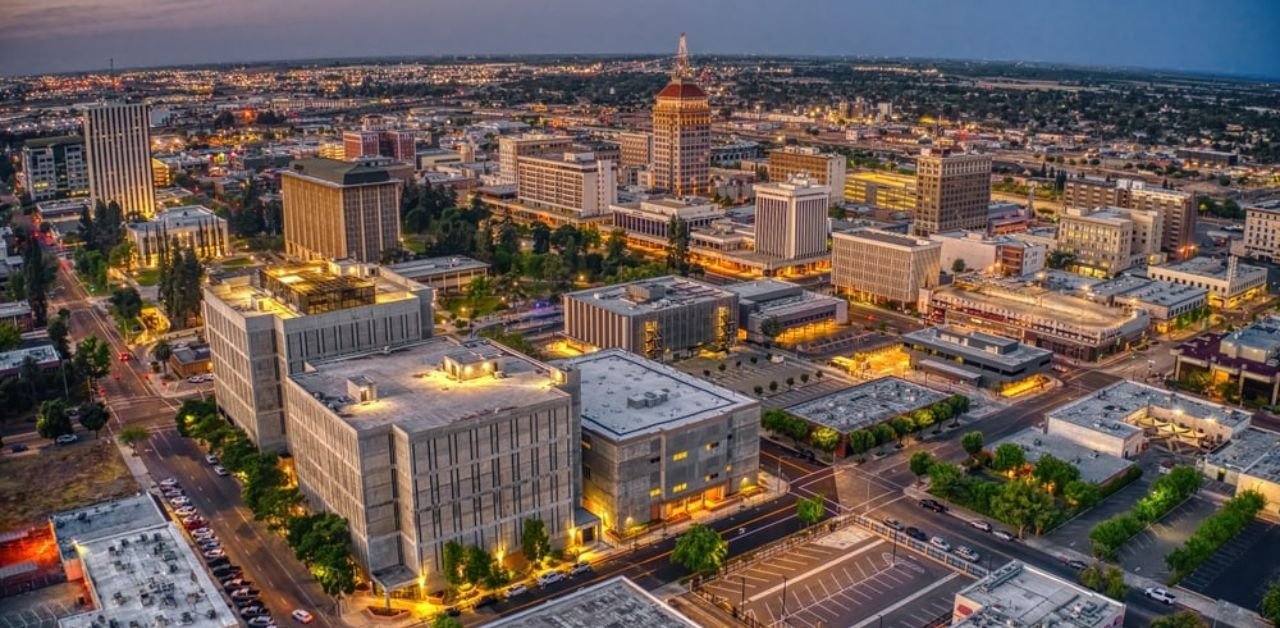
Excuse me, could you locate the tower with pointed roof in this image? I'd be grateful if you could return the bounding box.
[652,33,711,197]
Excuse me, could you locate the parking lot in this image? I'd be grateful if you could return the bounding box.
[1182,519,1280,611]
[697,528,965,627]
[0,582,82,628]
[675,351,853,410]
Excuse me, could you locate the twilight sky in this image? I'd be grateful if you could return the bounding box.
[1,0,1278,78]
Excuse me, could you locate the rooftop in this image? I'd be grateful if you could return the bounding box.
[556,349,756,440]
[955,562,1125,628]
[289,337,571,433]
[901,326,1052,368]
[386,256,491,278]
[284,157,395,187]
[127,205,223,231]
[835,227,938,250]
[787,377,947,434]
[0,343,61,372]
[1150,256,1267,282]
[206,261,421,320]
[656,80,707,100]
[487,576,697,628]
[1205,428,1280,482]
[992,428,1135,485]
[1047,380,1251,436]
[24,135,80,149]
[723,278,802,302]
[930,279,1147,334]
[566,276,735,317]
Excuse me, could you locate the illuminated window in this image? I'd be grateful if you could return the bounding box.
[672,451,688,462]
[726,464,733,472]
[705,441,720,451]
[649,487,662,498]
[672,483,688,493]
[581,439,591,450]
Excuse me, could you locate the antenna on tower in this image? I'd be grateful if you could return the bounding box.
[674,33,689,80]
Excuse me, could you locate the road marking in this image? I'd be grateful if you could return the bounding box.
[747,540,883,603]
[849,572,959,628]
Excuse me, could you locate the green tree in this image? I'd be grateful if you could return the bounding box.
[991,476,1056,537]
[431,613,464,628]
[47,310,71,359]
[1032,454,1081,495]
[1150,611,1208,628]
[531,221,552,254]
[117,426,150,450]
[666,215,691,275]
[671,524,727,573]
[442,540,466,588]
[909,451,935,479]
[110,286,144,331]
[1064,480,1102,510]
[951,258,967,273]
[520,517,551,566]
[961,431,985,458]
[809,426,840,452]
[153,340,173,374]
[108,240,136,272]
[847,430,876,454]
[928,462,964,500]
[463,545,494,586]
[871,423,896,446]
[0,322,20,351]
[991,443,1027,472]
[759,317,783,346]
[36,399,73,439]
[797,493,826,526]
[1261,580,1280,626]
[73,336,112,384]
[23,236,49,327]
[78,401,109,436]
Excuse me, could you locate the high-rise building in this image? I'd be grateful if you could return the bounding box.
[344,129,416,163]
[618,132,654,170]
[381,129,417,163]
[832,228,941,306]
[753,175,830,261]
[913,149,991,236]
[1063,177,1196,259]
[516,151,617,218]
[844,170,917,210]
[497,134,575,184]
[652,34,711,197]
[203,261,432,450]
[83,101,156,218]
[281,158,401,263]
[767,146,846,198]
[1243,200,1280,262]
[1056,206,1161,277]
[342,130,380,160]
[21,136,89,201]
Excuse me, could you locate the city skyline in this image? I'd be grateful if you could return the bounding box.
[1,0,1278,78]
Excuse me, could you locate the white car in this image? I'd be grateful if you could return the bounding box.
[187,376,202,384]
[174,506,197,517]
[214,465,229,477]
[968,519,992,533]
[159,478,180,488]
[955,546,980,562]
[993,530,1014,542]
[169,496,191,507]
[55,434,79,445]
[505,584,529,598]
[290,609,314,624]
[205,455,219,465]
[1144,587,1176,605]
[193,528,216,539]
[537,571,565,587]
[929,536,952,552]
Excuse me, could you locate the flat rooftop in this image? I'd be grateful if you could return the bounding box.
[993,428,1135,485]
[284,157,395,186]
[1047,380,1251,435]
[723,278,801,302]
[902,326,1052,369]
[0,343,61,371]
[290,337,571,433]
[835,227,938,249]
[1111,280,1206,309]
[386,255,490,278]
[787,377,947,434]
[1154,256,1267,281]
[1206,428,1280,482]
[955,562,1125,628]
[557,349,756,440]
[53,496,237,628]
[566,276,734,316]
[206,261,420,320]
[931,280,1146,334]
[128,205,222,231]
[487,576,697,628]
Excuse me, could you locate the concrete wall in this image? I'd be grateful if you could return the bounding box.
[1046,417,1142,459]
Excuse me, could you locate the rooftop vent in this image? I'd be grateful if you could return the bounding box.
[347,376,377,404]
[627,390,670,409]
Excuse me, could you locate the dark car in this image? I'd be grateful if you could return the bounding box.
[1063,557,1089,570]
[919,499,948,513]
[445,607,461,617]
[472,594,497,609]
[904,526,928,541]
[9,444,27,453]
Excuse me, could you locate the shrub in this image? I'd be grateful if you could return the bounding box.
[1166,491,1265,582]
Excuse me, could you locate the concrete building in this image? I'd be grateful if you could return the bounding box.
[753,175,830,261]
[1243,200,1280,262]
[1201,428,1280,505]
[652,35,711,196]
[913,149,991,235]
[831,228,941,306]
[952,561,1125,628]
[21,136,88,201]
[562,276,737,360]
[52,495,238,628]
[203,261,432,450]
[0,343,62,377]
[844,170,916,211]
[768,146,846,198]
[343,130,381,160]
[1063,177,1196,258]
[1176,147,1238,168]
[516,151,617,218]
[1147,256,1267,309]
[125,205,230,268]
[1055,206,1163,277]
[1045,380,1251,458]
[498,134,575,184]
[901,326,1052,390]
[1063,177,1125,211]
[1174,316,1280,406]
[281,158,401,263]
[993,428,1135,486]
[1085,276,1207,332]
[559,350,759,535]
[489,577,697,628]
[285,337,579,593]
[922,278,1149,362]
[383,255,490,295]
[617,132,653,169]
[931,231,1046,277]
[724,279,848,344]
[83,101,156,218]
[787,377,947,443]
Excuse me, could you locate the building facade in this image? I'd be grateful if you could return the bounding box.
[83,101,156,218]
[753,175,830,261]
[651,37,711,197]
[844,170,916,211]
[1063,177,1196,258]
[724,279,848,344]
[21,136,88,201]
[913,149,991,235]
[281,158,401,263]
[1243,201,1280,262]
[343,130,381,160]
[1147,256,1267,309]
[901,327,1053,389]
[516,151,617,218]
[768,146,846,198]
[126,205,230,267]
[831,228,941,306]
[498,134,575,184]
[563,276,737,360]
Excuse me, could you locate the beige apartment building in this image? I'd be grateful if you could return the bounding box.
[1056,206,1161,277]
[832,228,941,306]
[281,158,401,264]
[515,151,617,218]
[284,337,580,594]
[768,146,846,198]
[913,149,991,235]
[618,131,653,169]
[1243,200,1280,261]
[1063,177,1196,258]
[753,175,831,261]
[203,261,432,450]
[498,133,575,184]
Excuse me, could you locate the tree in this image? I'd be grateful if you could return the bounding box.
[73,336,112,384]
[928,462,964,499]
[990,477,1056,537]
[797,493,826,526]
[871,423,896,446]
[1033,454,1080,494]
[462,545,494,586]
[666,215,691,275]
[154,340,173,374]
[848,430,876,454]
[1261,581,1280,626]
[118,426,150,450]
[1064,480,1101,510]
[809,426,840,452]
[951,258,967,274]
[531,222,552,254]
[78,401,109,436]
[992,443,1027,473]
[961,431,985,458]
[0,322,21,351]
[442,541,466,588]
[36,399,72,439]
[520,517,551,566]
[909,451,934,478]
[431,613,464,628]
[671,524,727,573]
[1150,611,1208,628]
[108,240,136,273]
[23,236,48,327]
[759,317,783,346]
[110,286,144,329]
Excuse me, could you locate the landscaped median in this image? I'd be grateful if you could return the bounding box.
[1088,466,1203,560]
[1166,490,1265,584]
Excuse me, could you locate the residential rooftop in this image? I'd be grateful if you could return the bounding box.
[955,562,1125,628]
[1205,428,1280,483]
[556,349,756,440]
[901,326,1052,369]
[787,376,947,434]
[0,344,61,372]
[993,428,1135,485]
[1047,380,1252,436]
[565,276,735,317]
[487,576,697,628]
[289,337,571,433]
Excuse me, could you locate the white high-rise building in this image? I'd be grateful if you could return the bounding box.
[753,175,831,260]
[83,101,156,218]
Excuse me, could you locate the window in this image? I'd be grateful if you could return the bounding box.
[705,473,719,482]
[672,483,688,493]
[649,456,660,464]
[705,441,720,451]
[581,439,591,450]
[672,451,688,462]
[649,487,662,498]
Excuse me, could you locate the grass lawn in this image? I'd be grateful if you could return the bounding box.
[220,256,254,268]
[441,295,505,318]
[0,438,138,531]
[134,268,161,286]
[404,237,429,255]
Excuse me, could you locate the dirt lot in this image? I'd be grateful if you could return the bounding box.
[0,439,138,531]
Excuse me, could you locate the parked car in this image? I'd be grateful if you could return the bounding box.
[537,571,565,587]
[505,584,529,598]
[968,520,992,533]
[170,496,191,507]
[183,518,207,531]
[211,565,241,577]
[206,557,230,569]
[231,587,260,598]
[247,617,275,627]
[240,606,268,618]
[222,578,249,589]
[992,530,1014,542]
[472,594,497,609]
[174,506,196,517]
[9,444,28,453]
[569,562,592,577]
[1144,587,1176,605]
[882,518,904,532]
[904,526,928,541]
[955,546,980,562]
[1064,558,1089,570]
[214,465,229,476]
[203,548,226,560]
[290,609,314,624]
[193,528,216,539]
[929,536,952,552]
[205,455,219,465]
[235,596,261,608]
[918,499,947,513]
[56,434,79,445]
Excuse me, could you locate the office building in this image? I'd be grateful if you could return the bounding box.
[490,577,698,628]
[516,151,617,218]
[383,255,490,295]
[83,101,156,218]
[126,205,230,268]
[901,327,1053,390]
[203,261,432,450]
[1055,206,1162,277]
[618,132,653,169]
[832,228,941,306]
[753,175,830,260]
[788,377,947,450]
[1147,256,1267,309]
[844,170,917,211]
[652,34,711,196]
[1062,177,1124,211]
[498,134,575,184]
[1174,315,1280,407]
[21,136,88,201]
[284,337,578,593]
[343,130,381,160]
[768,146,846,198]
[1242,200,1280,262]
[1063,177,1195,258]
[563,276,737,360]
[1176,147,1239,168]
[952,562,1125,628]
[724,279,848,344]
[559,350,759,535]
[992,428,1134,485]
[1202,428,1280,506]
[1083,275,1207,333]
[281,157,401,263]
[913,149,991,235]
[931,231,1046,277]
